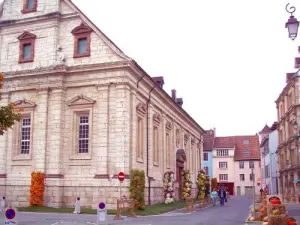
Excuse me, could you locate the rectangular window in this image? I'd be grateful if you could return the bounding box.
[216,149,229,156]
[219,161,227,169]
[240,174,245,181]
[20,116,31,154]
[204,166,209,175]
[26,0,34,9]
[153,126,159,164]
[78,38,87,54]
[239,161,244,169]
[265,165,269,177]
[203,152,208,161]
[137,117,143,159]
[78,115,89,153]
[250,173,255,181]
[249,161,254,168]
[219,174,228,181]
[23,44,31,60]
[243,140,249,144]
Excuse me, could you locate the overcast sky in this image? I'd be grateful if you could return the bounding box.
[1,0,299,136]
[72,0,299,136]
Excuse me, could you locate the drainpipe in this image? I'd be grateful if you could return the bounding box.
[147,86,155,205]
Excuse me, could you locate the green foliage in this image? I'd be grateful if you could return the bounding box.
[129,169,145,210]
[0,73,21,135]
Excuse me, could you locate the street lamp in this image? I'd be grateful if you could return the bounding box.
[285,3,300,40]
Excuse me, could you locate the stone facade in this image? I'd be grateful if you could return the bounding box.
[275,70,300,203]
[0,0,205,209]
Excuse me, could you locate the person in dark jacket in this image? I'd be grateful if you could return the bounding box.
[218,186,227,205]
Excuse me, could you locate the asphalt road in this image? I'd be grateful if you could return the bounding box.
[0,196,254,225]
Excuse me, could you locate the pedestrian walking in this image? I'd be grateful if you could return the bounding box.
[211,189,218,206]
[218,186,226,206]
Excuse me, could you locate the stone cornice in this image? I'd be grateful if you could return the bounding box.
[2,60,204,137]
[275,76,298,105]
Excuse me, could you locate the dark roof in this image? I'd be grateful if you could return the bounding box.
[259,125,271,134]
[203,129,215,151]
[213,135,260,161]
[214,136,235,148]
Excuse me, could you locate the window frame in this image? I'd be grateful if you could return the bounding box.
[250,173,255,181]
[17,32,37,64]
[68,107,93,160]
[11,99,36,162]
[21,0,37,14]
[219,161,228,169]
[239,161,244,169]
[219,174,228,181]
[71,23,93,58]
[203,152,208,161]
[216,149,229,156]
[249,161,255,168]
[240,174,245,181]
[204,166,209,175]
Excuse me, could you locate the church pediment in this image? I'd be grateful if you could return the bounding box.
[71,23,93,35]
[17,31,37,40]
[67,94,96,106]
[14,99,36,109]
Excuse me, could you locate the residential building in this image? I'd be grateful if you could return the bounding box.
[203,128,215,178]
[259,123,279,195]
[212,135,261,196]
[213,137,235,195]
[258,124,272,188]
[275,59,300,203]
[233,135,261,196]
[0,0,205,209]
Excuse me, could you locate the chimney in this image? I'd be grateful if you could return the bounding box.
[176,98,183,107]
[171,89,176,100]
[152,76,165,89]
[286,73,294,83]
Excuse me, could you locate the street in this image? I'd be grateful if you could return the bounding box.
[0,196,253,225]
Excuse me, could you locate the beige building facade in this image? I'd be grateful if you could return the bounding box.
[212,135,261,196]
[275,71,300,203]
[0,0,205,209]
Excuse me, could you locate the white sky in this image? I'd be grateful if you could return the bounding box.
[72,0,298,136]
[2,0,299,136]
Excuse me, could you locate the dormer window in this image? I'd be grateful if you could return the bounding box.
[71,23,93,58]
[17,31,37,63]
[22,0,37,13]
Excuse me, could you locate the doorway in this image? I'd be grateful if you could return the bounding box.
[176,149,186,200]
[245,186,254,196]
[237,186,241,196]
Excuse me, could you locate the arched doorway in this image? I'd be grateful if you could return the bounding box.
[176,149,186,200]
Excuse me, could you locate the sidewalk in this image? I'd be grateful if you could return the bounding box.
[285,203,300,222]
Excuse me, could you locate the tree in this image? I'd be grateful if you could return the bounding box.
[211,178,218,191]
[0,73,21,135]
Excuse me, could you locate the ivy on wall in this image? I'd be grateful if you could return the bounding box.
[29,172,45,206]
[129,169,145,210]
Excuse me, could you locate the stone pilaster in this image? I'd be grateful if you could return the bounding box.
[35,88,49,172]
[45,87,65,208]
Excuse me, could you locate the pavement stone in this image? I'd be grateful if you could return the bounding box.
[0,196,253,225]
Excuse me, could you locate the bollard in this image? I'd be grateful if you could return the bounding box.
[0,196,5,212]
[97,202,108,225]
[73,197,81,214]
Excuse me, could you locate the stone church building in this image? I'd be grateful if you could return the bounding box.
[0,0,205,209]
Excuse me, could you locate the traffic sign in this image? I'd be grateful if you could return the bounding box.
[118,172,125,182]
[5,208,16,220]
[99,202,105,209]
